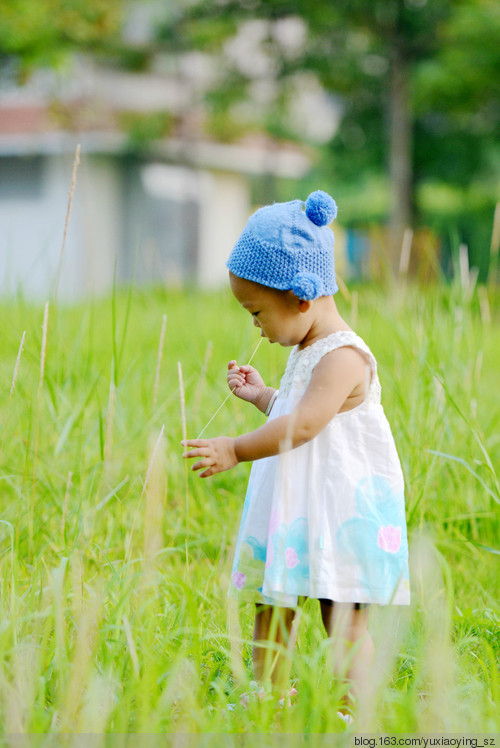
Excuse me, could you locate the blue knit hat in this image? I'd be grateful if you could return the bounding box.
[226,190,338,300]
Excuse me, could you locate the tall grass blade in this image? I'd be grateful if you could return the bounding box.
[30,301,49,551]
[61,470,73,541]
[178,361,189,520]
[0,330,27,462]
[143,429,166,561]
[488,201,500,292]
[104,375,116,470]
[153,314,167,411]
[124,426,165,565]
[427,449,499,505]
[431,371,500,499]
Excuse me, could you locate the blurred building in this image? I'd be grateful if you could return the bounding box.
[0,60,312,301]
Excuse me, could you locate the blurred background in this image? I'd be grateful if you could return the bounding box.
[1,0,499,301]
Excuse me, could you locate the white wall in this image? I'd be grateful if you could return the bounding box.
[0,153,252,299]
[78,155,121,295]
[197,170,250,288]
[0,153,120,301]
[0,153,77,300]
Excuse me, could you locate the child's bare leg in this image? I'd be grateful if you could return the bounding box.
[253,604,298,692]
[320,600,374,714]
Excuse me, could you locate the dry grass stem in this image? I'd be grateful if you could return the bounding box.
[414,533,455,730]
[398,227,413,276]
[196,337,263,439]
[9,330,26,397]
[478,285,491,325]
[458,243,479,301]
[197,393,232,439]
[122,615,141,679]
[54,144,81,304]
[4,639,41,733]
[141,425,166,500]
[77,672,117,733]
[60,590,102,730]
[153,314,167,410]
[143,430,166,560]
[459,243,469,290]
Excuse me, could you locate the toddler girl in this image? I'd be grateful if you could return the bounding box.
[182,190,410,718]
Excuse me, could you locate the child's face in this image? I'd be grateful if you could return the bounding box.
[229,273,309,347]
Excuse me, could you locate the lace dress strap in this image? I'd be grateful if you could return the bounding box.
[279,331,381,406]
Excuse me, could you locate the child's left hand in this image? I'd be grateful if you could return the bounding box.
[181,437,238,478]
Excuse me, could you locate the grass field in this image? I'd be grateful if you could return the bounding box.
[0,279,498,738]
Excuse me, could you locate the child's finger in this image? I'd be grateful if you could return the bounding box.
[228,360,239,370]
[182,447,207,459]
[181,439,207,449]
[191,457,213,471]
[199,467,214,478]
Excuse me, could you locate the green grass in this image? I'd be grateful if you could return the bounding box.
[0,281,498,736]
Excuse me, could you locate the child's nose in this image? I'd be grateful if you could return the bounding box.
[253,317,260,328]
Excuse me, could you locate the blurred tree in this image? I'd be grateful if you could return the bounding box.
[3,0,498,269]
[0,0,124,73]
[158,0,500,257]
[414,0,500,186]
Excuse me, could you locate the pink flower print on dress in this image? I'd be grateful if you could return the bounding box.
[285,547,300,569]
[336,477,409,601]
[266,517,309,587]
[232,571,247,590]
[377,525,401,553]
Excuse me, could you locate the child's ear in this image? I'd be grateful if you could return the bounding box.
[285,289,311,312]
[298,298,312,313]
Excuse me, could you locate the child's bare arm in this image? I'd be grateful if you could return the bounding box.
[234,347,366,461]
[182,347,366,477]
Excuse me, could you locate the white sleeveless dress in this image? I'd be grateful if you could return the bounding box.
[229,331,410,607]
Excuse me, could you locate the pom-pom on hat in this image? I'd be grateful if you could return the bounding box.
[226,189,338,299]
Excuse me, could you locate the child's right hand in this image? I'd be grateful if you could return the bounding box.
[227,361,266,405]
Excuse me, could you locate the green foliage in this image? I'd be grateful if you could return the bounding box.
[119,111,176,152]
[0,0,123,72]
[161,0,500,271]
[0,281,498,732]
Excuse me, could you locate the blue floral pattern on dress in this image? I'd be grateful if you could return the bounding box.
[336,476,409,599]
[265,517,309,593]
